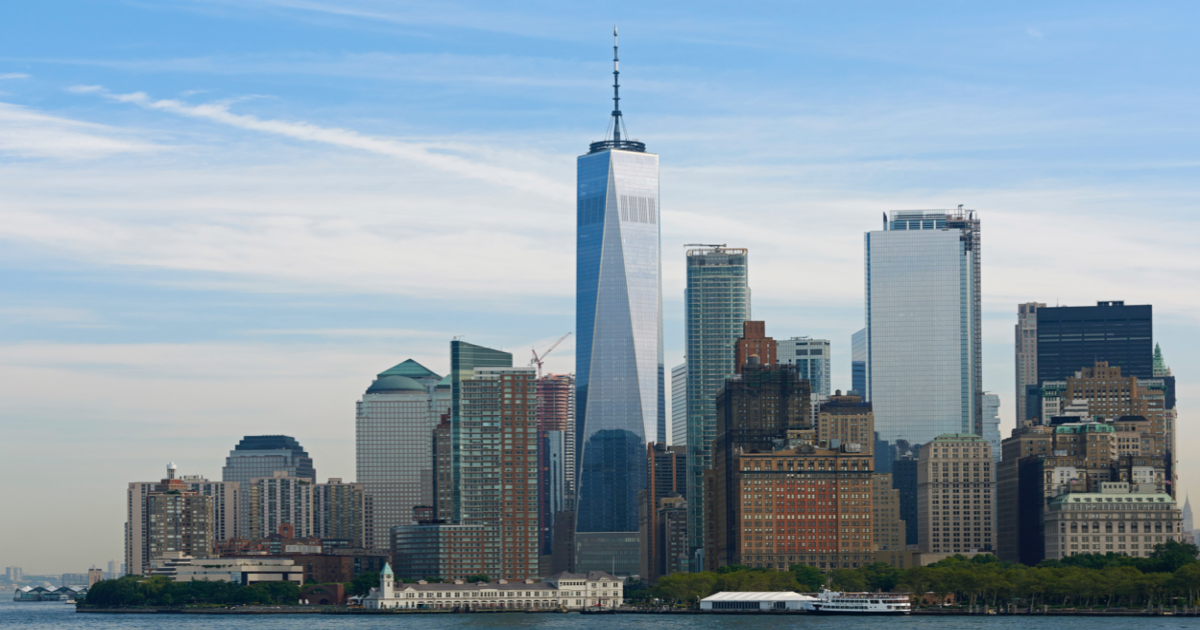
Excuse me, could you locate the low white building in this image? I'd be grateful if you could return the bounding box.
[700,591,816,611]
[362,564,623,610]
[172,557,303,585]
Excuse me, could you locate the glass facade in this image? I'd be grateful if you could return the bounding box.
[222,435,316,539]
[851,328,867,397]
[575,146,663,534]
[778,337,831,396]
[356,361,448,550]
[683,247,749,557]
[450,341,513,521]
[865,210,981,471]
[670,363,687,447]
[1036,302,1153,382]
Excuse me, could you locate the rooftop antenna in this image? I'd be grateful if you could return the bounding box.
[609,26,628,143]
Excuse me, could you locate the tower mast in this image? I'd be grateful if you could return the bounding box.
[612,25,621,143]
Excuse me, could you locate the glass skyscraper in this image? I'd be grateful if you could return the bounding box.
[683,246,749,559]
[449,340,513,522]
[851,328,867,397]
[778,337,831,396]
[865,209,982,471]
[575,31,663,536]
[670,363,687,447]
[356,359,448,550]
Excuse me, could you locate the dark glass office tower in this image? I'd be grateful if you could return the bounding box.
[450,340,513,521]
[575,30,663,538]
[1036,301,1152,382]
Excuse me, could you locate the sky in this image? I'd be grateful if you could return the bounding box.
[3,0,1200,573]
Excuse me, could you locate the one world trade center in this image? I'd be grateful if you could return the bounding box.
[574,28,663,570]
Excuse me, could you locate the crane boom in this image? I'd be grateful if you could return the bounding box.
[530,332,572,378]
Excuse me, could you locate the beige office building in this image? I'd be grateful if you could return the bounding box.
[917,434,995,554]
[1044,482,1181,559]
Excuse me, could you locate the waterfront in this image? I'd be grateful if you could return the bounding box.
[4,602,1200,630]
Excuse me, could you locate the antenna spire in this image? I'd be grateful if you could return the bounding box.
[612,25,622,143]
[587,26,645,154]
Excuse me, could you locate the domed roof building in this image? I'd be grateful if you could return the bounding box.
[357,358,450,550]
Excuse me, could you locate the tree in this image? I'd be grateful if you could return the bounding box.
[860,562,903,592]
[349,571,380,596]
[1146,541,1200,573]
[465,574,491,583]
[789,564,825,591]
[830,569,867,592]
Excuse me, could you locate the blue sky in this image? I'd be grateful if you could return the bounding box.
[3,1,1200,572]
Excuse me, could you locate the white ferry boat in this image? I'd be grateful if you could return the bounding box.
[805,589,911,614]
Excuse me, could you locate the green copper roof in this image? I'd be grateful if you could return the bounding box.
[1153,344,1171,377]
[436,373,451,388]
[381,562,393,576]
[379,359,441,380]
[366,375,427,394]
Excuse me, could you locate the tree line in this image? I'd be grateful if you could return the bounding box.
[81,575,301,607]
[649,542,1200,609]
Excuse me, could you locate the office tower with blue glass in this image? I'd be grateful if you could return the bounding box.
[865,209,982,472]
[574,30,663,574]
[778,337,831,396]
[683,246,750,564]
[851,328,867,396]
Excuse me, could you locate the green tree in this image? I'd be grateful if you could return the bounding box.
[348,571,380,596]
[788,564,825,591]
[860,562,903,592]
[830,569,867,592]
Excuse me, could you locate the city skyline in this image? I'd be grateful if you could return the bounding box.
[4,1,1200,572]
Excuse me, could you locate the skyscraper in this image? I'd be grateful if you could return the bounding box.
[537,373,575,556]
[851,328,867,397]
[450,341,513,521]
[865,209,982,471]
[1015,302,1045,424]
[670,363,687,447]
[575,30,663,546]
[222,435,316,540]
[683,245,750,563]
[247,471,314,540]
[314,478,366,547]
[982,393,1001,463]
[356,359,449,550]
[1036,301,1153,383]
[778,337,831,396]
[126,464,214,576]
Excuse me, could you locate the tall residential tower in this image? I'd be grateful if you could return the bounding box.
[683,245,750,566]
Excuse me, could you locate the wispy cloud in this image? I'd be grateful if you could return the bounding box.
[0,72,29,79]
[71,84,570,198]
[0,102,161,159]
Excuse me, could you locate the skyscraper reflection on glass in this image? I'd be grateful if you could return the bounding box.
[865,209,982,472]
[575,30,663,535]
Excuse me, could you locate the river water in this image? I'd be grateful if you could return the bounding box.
[3,601,1197,630]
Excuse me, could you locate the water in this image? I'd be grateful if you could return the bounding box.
[2,602,1197,630]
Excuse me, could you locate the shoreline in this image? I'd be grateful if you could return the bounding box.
[74,606,1200,617]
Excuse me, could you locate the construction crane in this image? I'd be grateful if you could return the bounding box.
[530,333,571,378]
